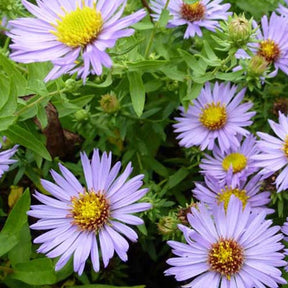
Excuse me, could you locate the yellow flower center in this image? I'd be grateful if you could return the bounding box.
[208,238,244,280]
[52,5,103,48]
[181,2,206,22]
[283,136,288,158]
[257,39,280,63]
[217,187,249,211]
[69,189,110,231]
[199,102,227,130]
[222,153,247,173]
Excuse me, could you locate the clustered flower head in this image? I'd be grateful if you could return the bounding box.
[165,196,286,287]
[192,174,273,214]
[150,0,231,38]
[200,134,259,186]
[173,81,255,152]
[28,150,151,275]
[8,0,146,82]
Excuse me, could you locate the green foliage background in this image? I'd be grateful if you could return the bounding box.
[1,0,288,287]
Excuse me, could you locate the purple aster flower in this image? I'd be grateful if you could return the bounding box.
[165,196,286,287]
[200,134,260,186]
[150,0,231,38]
[28,149,151,275]
[192,174,273,214]
[173,82,255,152]
[236,12,288,77]
[0,142,18,178]
[8,0,146,82]
[252,112,288,192]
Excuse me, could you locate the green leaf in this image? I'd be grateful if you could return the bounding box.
[0,233,19,257]
[215,70,243,81]
[127,71,146,117]
[166,167,190,189]
[0,189,30,257]
[8,223,32,266]
[0,53,26,96]
[183,83,203,102]
[4,124,51,161]
[10,258,57,285]
[158,8,171,28]
[2,189,30,235]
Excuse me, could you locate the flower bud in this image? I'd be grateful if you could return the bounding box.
[247,55,269,77]
[74,109,89,122]
[100,94,120,114]
[228,15,252,47]
[64,79,81,92]
[157,216,178,236]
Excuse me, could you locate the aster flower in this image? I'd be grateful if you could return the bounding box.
[236,12,288,77]
[192,174,273,214]
[173,81,255,152]
[8,0,146,82]
[200,134,260,186]
[165,196,286,287]
[28,149,151,275]
[0,142,18,178]
[150,0,231,38]
[252,112,288,192]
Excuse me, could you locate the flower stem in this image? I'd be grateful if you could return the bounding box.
[144,0,171,58]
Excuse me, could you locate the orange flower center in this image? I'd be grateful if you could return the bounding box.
[180,2,206,22]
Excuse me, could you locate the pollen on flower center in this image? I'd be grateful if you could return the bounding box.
[69,189,110,231]
[222,153,247,173]
[199,102,227,130]
[283,136,288,158]
[217,187,249,211]
[180,2,206,22]
[52,6,103,48]
[257,39,280,63]
[208,238,244,280]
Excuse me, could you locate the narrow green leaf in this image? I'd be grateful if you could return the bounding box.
[2,189,30,235]
[10,258,57,285]
[158,8,171,28]
[0,116,17,132]
[8,223,32,266]
[5,125,52,161]
[167,168,190,189]
[0,189,30,257]
[0,53,27,96]
[0,233,19,257]
[127,71,145,117]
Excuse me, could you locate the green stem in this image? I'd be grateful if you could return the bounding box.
[144,0,171,58]
[15,88,66,117]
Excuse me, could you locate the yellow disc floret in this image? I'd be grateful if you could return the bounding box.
[257,39,280,63]
[222,152,247,173]
[69,189,110,231]
[181,2,206,22]
[217,187,249,211]
[208,238,244,280]
[283,136,288,158]
[52,5,103,48]
[199,102,227,130]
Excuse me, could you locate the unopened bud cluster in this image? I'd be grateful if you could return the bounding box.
[227,14,253,47]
